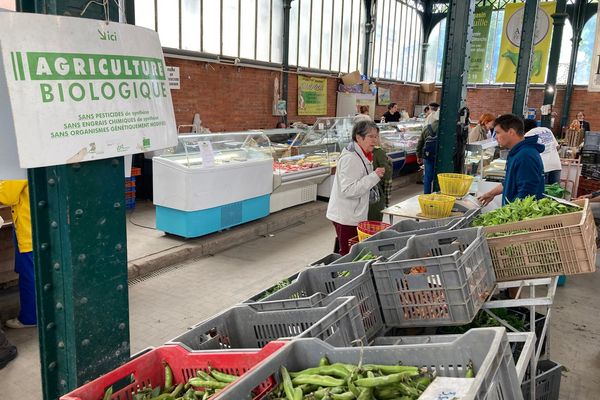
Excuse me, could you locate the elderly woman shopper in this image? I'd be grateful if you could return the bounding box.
[326,121,385,255]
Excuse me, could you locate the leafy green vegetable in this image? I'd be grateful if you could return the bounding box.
[544,183,570,199]
[471,196,579,228]
[258,279,292,300]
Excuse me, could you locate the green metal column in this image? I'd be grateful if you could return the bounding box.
[512,0,540,117]
[282,0,292,124]
[541,1,567,128]
[363,0,374,75]
[561,0,589,128]
[17,1,129,399]
[436,0,475,175]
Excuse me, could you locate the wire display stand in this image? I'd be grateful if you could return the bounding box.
[482,277,558,400]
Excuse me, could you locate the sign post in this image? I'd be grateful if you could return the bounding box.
[0,10,177,399]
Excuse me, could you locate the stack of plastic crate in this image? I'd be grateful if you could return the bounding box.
[125,167,142,210]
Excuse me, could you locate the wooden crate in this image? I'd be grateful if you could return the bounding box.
[484,199,597,281]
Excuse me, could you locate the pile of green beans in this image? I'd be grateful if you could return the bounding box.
[101,363,240,400]
[266,356,447,400]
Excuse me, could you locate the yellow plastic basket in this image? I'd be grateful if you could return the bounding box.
[357,221,391,242]
[438,173,474,197]
[418,194,456,219]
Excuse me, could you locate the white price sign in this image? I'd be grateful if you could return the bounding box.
[166,66,180,89]
[0,13,178,168]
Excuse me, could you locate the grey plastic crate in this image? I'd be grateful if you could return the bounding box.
[167,296,366,351]
[521,360,562,400]
[218,328,524,400]
[373,227,496,328]
[310,252,342,266]
[245,261,383,341]
[333,234,413,264]
[243,271,301,303]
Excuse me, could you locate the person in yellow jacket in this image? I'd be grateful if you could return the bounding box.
[0,180,36,328]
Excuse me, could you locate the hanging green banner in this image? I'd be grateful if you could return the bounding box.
[468,6,493,83]
[496,2,556,84]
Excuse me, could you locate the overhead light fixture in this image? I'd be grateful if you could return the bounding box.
[546,85,554,93]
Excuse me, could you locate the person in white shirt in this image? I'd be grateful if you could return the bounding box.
[523,119,562,184]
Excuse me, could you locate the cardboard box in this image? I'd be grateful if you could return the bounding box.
[419,81,436,93]
[361,81,370,94]
[341,70,362,86]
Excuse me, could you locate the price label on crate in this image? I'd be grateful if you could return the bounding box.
[419,377,473,400]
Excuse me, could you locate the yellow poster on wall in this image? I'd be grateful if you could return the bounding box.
[298,76,327,115]
[496,2,556,84]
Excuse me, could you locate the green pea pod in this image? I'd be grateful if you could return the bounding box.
[193,391,205,399]
[293,387,303,400]
[416,376,432,391]
[210,369,238,383]
[170,384,184,398]
[355,371,418,388]
[187,378,229,389]
[102,386,113,400]
[319,356,330,366]
[466,361,475,378]
[290,365,350,379]
[331,392,356,400]
[356,387,373,400]
[373,386,403,400]
[347,369,360,397]
[150,394,175,400]
[361,364,419,375]
[196,371,216,382]
[164,363,173,391]
[281,366,296,400]
[291,374,345,387]
[397,382,420,397]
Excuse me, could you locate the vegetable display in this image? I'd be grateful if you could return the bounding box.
[101,363,240,400]
[351,249,378,262]
[471,196,579,229]
[438,308,526,334]
[544,183,570,199]
[265,356,471,400]
[258,279,292,300]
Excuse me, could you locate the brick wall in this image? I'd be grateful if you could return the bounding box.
[166,56,600,133]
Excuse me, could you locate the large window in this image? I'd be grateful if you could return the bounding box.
[134,0,284,64]
[371,0,423,82]
[289,0,366,73]
[423,4,597,86]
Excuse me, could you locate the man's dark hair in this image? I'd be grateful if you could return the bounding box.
[428,102,440,111]
[523,119,537,133]
[494,114,524,136]
[387,102,397,110]
[352,120,379,141]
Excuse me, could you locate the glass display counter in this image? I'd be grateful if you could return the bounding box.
[153,132,274,237]
[464,138,504,182]
[377,121,424,177]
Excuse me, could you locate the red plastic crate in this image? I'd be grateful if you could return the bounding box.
[60,342,287,400]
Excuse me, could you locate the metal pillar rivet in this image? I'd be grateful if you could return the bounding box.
[60,379,67,387]
[41,243,49,250]
[118,323,126,330]
[115,243,122,251]
[112,159,119,167]
[44,283,52,291]
[72,163,81,170]
[56,302,63,310]
[58,341,65,349]
[50,221,58,229]
[98,217,107,225]
[81,339,90,347]
[116,284,124,291]
[48,361,57,371]
[115,350,121,356]
[122,341,128,348]
[53,262,60,270]
[78,254,86,263]
[80,297,88,304]
[38,200,47,207]
[114,202,121,209]
[48,178,56,186]
[75,209,84,217]
[46,322,55,330]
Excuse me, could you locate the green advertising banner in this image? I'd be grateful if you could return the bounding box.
[468,6,493,83]
[298,75,327,115]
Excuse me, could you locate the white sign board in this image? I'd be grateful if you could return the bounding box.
[0,60,26,179]
[0,13,178,168]
[589,10,600,91]
[166,66,180,89]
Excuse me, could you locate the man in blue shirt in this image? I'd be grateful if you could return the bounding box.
[478,114,545,206]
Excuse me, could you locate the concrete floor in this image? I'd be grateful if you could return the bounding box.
[0,183,599,399]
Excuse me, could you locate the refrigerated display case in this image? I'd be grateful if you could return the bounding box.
[464,138,504,181]
[377,121,424,177]
[153,132,274,238]
[266,125,333,212]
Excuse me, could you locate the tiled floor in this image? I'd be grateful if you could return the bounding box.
[1,184,599,399]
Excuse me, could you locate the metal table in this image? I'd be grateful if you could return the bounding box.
[482,277,558,400]
[381,193,480,224]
